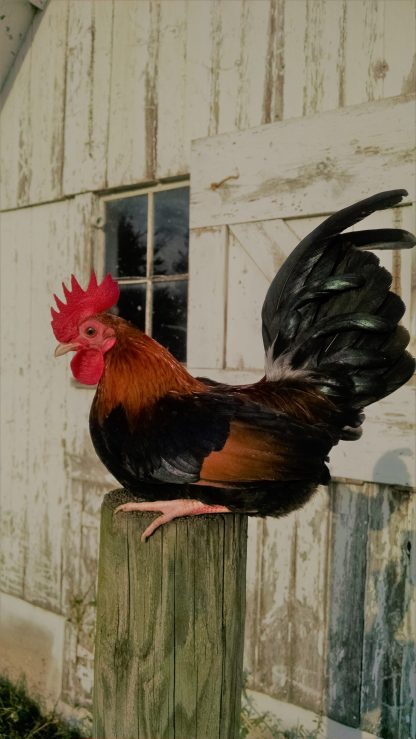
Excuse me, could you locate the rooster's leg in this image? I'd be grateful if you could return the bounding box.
[114,499,231,541]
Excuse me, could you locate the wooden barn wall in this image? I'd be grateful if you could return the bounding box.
[0,0,415,733]
[0,0,415,210]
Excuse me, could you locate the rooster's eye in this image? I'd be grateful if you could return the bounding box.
[85,326,97,337]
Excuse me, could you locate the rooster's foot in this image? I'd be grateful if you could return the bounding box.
[114,498,231,541]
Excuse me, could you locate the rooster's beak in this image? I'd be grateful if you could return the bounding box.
[54,342,79,357]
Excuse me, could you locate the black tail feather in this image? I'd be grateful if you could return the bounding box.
[263,190,415,420]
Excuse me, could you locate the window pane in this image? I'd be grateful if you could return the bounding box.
[116,284,146,331]
[153,188,189,276]
[105,196,147,278]
[152,280,188,362]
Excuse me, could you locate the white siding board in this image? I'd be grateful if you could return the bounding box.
[225,219,298,370]
[0,24,32,209]
[330,385,416,488]
[28,0,68,204]
[344,0,385,106]
[244,515,296,700]
[63,0,113,194]
[0,195,95,612]
[302,0,346,116]
[232,220,298,282]
[156,0,187,179]
[290,489,329,712]
[401,204,416,354]
[106,0,154,186]
[214,0,244,135]
[191,95,415,229]
[0,209,32,596]
[383,0,416,98]
[187,226,228,369]
[235,0,270,130]
[184,0,215,146]
[24,201,73,609]
[282,0,308,120]
[226,225,268,370]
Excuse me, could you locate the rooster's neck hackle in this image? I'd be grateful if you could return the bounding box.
[94,320,203,423]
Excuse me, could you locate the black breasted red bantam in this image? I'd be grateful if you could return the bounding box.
[52,190,415,540]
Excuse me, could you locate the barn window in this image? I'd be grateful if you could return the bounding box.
[103,183,189,362]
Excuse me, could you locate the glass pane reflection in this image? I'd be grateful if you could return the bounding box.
[116,284,146,331]
[152,280,188,362]
[153,188,189,276]
[105,196,147,278]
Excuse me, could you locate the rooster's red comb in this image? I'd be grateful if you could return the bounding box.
[51,272,120,342]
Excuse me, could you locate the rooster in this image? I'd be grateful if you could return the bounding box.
[52,190,415,541]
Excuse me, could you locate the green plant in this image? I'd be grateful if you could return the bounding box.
[0,676,86,739]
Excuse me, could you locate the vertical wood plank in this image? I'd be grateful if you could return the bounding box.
[23,200,72,609]
[63,0,113,194]
[187,226,228,369]
[28,0,68,203]
[245,516,296,700]
[107,0,154,187]
[383,0,416,98]
[398,492,415,739]
[225,219,298,371]
[184,0,215,144]
[0,209,32,596]
[400,204,416,355]
[21,194,94,611]
[155,0,188,178]
[261,0,285,124]
[214,0,244,135]
[282,0,307,119]
[302,0,346,115]
[344,0,386,106]
[326,481,369,726]
[0,21,32,209]
[361,483,414,737]
[235,0,270,130]
[289,488,330,713]
[226,224,269,370]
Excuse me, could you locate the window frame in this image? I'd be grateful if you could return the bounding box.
[95,179,190,340]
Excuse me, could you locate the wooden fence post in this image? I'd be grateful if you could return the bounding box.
[93,489,248,739]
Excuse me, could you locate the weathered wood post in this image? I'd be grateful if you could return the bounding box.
[93,490,248,739]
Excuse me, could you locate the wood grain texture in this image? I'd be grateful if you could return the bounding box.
[289,488,330,713]
[1,0,415,208]
[28,0,68,204]
[63,0,113,194]
[226,219,298,370]
[326,481,369,726]
[93,490,248,739]
[190,94,415,229]
[106,0,154,187]
[0,194,96,612]
[187,226,228,370]
[360,483,415,737]
[244,515,296,701]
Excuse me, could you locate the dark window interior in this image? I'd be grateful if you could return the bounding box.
[105,186,189,362]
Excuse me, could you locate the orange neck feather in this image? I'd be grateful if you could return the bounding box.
[94,324,203,423]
